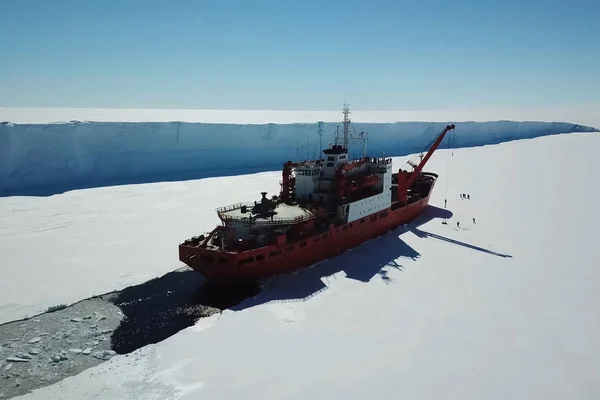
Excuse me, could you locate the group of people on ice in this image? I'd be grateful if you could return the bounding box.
[443,192,476,228]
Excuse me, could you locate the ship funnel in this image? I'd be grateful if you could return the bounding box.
[260,192,268,202]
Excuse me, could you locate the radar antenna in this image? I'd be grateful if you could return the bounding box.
[307,124,310,160]
[317,121,325,160]
[333,104,369,158]
[342,103,350,149]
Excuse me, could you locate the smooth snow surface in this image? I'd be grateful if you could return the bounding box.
[0,119,596,196]
[2,132,600,399]
[0,174,278,324]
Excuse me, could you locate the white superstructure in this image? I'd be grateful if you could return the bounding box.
[291,140,394,224]
[288,103,393,224]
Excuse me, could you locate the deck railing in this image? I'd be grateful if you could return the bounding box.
[215,202,255,214]
[216,202,315,226]
[218,212,314,226]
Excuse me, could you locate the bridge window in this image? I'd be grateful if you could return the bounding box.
[269,250,282,257]
[328,156,335,161]
[239,257,254,266]
[327,162,334,167]
[200,255,214,262]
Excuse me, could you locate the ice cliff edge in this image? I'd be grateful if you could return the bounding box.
[0,120,597,196]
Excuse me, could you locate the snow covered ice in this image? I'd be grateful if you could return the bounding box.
[1,116,599,398]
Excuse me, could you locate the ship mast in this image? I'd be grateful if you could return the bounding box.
[317,121,325,161]
[342,103,350,149]
[331,104,368,158]
[307,124,310,160]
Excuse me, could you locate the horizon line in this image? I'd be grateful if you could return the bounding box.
[1,105,599,128]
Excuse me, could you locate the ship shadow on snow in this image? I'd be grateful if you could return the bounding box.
[230,205,454,311]
[108,204,512,354]
[410,226,513,258]
[108,206,449,354]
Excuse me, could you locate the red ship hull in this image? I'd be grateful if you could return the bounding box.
[179,174,438,283]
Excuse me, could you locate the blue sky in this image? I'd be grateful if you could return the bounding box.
[1,0,598,110]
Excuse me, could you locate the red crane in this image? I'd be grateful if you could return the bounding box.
[397,124,456,205]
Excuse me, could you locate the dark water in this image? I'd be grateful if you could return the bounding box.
[107,269,260,354]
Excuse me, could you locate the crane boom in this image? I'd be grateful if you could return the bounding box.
[406,124,455,188]
[396,124,455,205]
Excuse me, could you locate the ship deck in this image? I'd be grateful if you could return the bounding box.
[220,203,315,224]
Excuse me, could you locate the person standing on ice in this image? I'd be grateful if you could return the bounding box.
[472,217,476,224]
[457,221,460,228]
